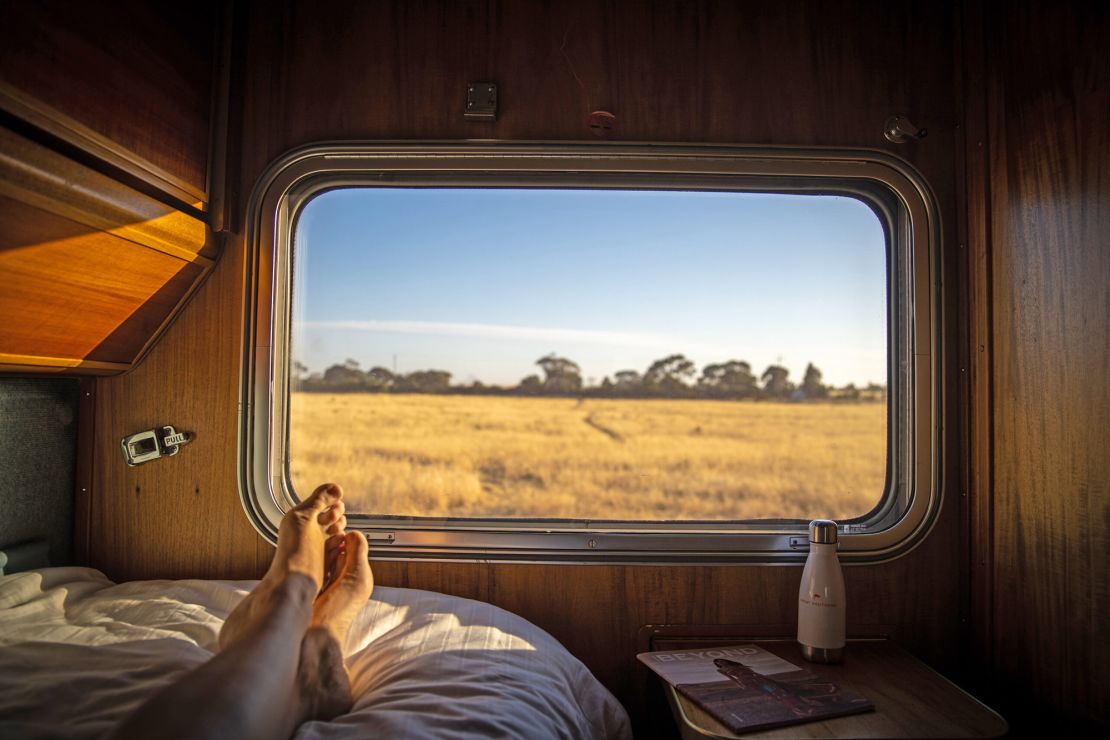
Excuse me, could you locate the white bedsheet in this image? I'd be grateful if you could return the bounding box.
[0,568,631,739]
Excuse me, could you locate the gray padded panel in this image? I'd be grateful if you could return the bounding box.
[0,378,79,566]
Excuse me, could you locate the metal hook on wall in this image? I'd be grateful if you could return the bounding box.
[884,115,927,143]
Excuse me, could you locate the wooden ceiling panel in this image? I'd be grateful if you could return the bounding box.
[0,0,216,200]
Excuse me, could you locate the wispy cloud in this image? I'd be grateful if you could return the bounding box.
[300,320,678,349]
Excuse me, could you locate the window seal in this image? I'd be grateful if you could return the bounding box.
[239,142,942,565]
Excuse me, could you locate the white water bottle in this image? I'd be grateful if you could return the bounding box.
[797,519,846,663]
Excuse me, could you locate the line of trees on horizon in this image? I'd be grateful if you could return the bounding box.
[293,353,886,402]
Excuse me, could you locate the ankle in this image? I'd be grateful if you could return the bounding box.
[258,572,318,617]
[298,628,353,721]
[306,617,344,646]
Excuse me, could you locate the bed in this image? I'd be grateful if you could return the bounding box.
[0,567,632,739]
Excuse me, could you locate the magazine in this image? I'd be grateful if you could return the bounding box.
[637,644,874,734]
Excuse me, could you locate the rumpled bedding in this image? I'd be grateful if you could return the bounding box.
[0,568,631,739]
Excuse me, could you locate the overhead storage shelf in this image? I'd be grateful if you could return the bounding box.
[0,126,215,375]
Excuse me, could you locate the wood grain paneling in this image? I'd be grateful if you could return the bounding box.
[0,126,215,373]
[976,0,1110,729]
[0,0,217,202]
[90,227,273,581]
[957,3,996,693]
[0,128,214,264]
[89,2,964,736]
[0,195,203,365]
[237,0,956,159]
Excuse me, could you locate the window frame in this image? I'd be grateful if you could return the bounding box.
[240,142,941,564]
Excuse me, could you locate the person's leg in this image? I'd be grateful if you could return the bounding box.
[299,529,375,720]
[217,485,347,651]
[107,484,348,740]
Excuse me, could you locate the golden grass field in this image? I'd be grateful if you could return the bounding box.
[289,393,886,521]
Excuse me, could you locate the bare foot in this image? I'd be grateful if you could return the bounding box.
[312,531,374,650]
[295,531,374,722]
[322,531,345,592]
[219,484,347,650]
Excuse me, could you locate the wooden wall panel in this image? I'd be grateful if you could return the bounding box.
[956,0,994,693]
[90,229,273,581]
[980,0,1109,728]
[237,0,954,152]
[90,2,964,735]
[0,0,217,202]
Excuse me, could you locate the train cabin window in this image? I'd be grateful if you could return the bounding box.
[241,145,940,563]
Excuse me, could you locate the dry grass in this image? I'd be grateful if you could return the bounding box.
[288,393,886,521]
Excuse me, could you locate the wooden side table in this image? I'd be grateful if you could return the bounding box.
[649,638,1006,739]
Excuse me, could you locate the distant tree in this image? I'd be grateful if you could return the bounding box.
[644,354,696,396]
[517,374,543,395]
[536,353,583,394]
[613,370,642,394]
[840,383,861,400]
[698,360,757,399]
[366,366,396,391]
[394,370,451,393]
[323,358,368,389]
[760,364,792,398]
[801,362,827,399]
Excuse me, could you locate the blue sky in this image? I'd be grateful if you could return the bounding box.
[291,187,887,388]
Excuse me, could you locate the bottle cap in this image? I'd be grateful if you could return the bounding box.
[809,519,838,544]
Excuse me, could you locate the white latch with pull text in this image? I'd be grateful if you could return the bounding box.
[121,425,192,466]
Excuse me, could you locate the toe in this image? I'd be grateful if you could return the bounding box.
[300,483,343,514]
[345,531,373,589]
[323,534,344,583]
[326,515,347,536]
[332,541,349,579]
[345,530,367,557]
[318,499,345,527]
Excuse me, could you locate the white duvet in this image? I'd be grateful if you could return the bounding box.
[0,568,631,739]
